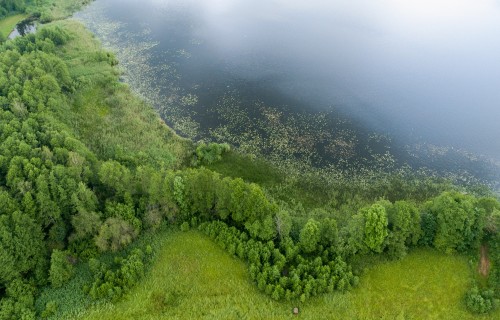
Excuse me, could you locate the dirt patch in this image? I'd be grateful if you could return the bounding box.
[478,244,491,277]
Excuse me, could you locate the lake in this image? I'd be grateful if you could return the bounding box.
[75,0,500,186]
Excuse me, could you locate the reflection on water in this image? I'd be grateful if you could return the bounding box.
[75,0,500,188]
[8,19,37,39]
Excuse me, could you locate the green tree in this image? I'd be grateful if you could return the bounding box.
[48,250,74,288]
[95,217,138,252]
[275,210,292,240]
[431,191,483,253]
[385,200,421,258]
[362,202,388,253]
[70,210,102,242]
[0,210,46,287]
[299,218,320,253]
[320,218,338,247]
[98,160,131,197]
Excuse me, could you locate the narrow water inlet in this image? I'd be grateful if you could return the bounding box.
[8,18,37,39]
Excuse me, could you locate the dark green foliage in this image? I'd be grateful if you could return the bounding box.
[48,250,74,288]
[87,248,149,301]
[199,220,355,302]
[0,210,46,286]
[385,200,421,258]
[465,287,496,314]
[0,0,32,18]
[0,278,36,320]
[40,301,57,319]
[419,211,437,246]
[430,192,484,253]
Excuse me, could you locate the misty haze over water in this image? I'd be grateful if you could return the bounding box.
[76,0,500,179]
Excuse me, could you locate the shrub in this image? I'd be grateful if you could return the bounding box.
[192,142,230,166]
[465,287,496,314]
[180,221,190,232]
[40,301,58,319]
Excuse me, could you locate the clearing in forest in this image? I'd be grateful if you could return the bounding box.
[73,231,498,320]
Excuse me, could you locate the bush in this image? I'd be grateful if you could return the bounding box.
[40,301,58,319]
[180,221,190,232]
[465,287,496,314]
[88,249,147,301]
[192,142,230,166]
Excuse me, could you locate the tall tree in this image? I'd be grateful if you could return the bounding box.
[362,202,388,253]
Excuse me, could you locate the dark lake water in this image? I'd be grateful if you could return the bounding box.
[75,0,500,186]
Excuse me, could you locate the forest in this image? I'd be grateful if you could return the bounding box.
[0,1,499,319]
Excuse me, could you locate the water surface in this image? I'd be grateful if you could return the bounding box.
[75,0,500,185]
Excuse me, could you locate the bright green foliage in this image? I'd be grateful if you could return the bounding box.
[74,232,494,320]
[430,191,483,253]
[105,201,141,230]
[48,249,74,288]
[0,9,189,318]
[362,202,388,253]
[192,142,230,166]
[98,160,131,197]
[40,301,58,319]
[299,218,320,253]
[0,3,498,317]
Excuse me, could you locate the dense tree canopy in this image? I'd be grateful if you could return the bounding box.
[0,0,32,18]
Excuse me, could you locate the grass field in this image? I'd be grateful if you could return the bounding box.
[0,14,28,37]
[71,230,498,320]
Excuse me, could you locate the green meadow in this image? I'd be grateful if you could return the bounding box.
[70,230,497,320]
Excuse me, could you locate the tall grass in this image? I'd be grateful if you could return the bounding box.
[49,20,192,169]
[70,231,497,320]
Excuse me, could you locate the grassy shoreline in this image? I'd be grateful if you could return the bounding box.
[0,13,28,37]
